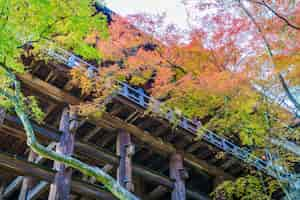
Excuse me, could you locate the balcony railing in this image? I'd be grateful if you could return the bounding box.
[45,45,300,188]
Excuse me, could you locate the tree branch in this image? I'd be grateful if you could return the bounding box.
[248,0,300,30]
[238,0,300,115]
[238,0,273,57]
[278,74,300,112]
[0,64,139,200]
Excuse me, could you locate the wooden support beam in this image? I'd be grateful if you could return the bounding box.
[4,115,209,200]
[0,107,6,124]
[48,108,78,200]
[0,180,6,199]
[29,181,48,200]
[82,127,102,142]
[117,130,134,191]
[146,185,169,200]
[186,141,202,153]
[45,70,56,83]
[30,164,114,200]
[3,176,24,198]
[80,164,113,200]
[170,153,188,200]
[0,151,115,200]
[18,74,79,104]
[125,111,140,123]
[100,133,116,147]
[18,150,38,200]
[2,143,56,199]
[44,103,57,120]
[133,176,144,199]
[63,80,74,91]
[18,73,233,180]
[99,113,234,180]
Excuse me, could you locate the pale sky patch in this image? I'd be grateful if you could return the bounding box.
[106,0,189,30]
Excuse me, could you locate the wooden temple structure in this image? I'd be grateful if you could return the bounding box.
[0,52,262,200]
[0,6,286,200]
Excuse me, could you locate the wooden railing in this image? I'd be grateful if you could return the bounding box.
[45,44,300,188]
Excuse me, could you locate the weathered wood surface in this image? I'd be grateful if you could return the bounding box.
[0,151,115,200]
[0,180,5,199]
[4,114,208,200]
[2,143,56,199]
[0,108,5,124]
[98,113,234,180]
[146,186,169,200]
[170,153,187,200]
[18,150,38,200]
[117,130,134,191]
[48,108,77,200]
[18,73,79,104]
[29,181,48,200]
[18,73,233,180]
[31,164,114,200]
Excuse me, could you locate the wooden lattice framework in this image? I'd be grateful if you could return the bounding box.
[0,54,257,200]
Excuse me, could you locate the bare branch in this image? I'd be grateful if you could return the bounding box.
[248,0,300,30]
[239,0,300,116]
[278,74,300,112]
[238,0,274,57]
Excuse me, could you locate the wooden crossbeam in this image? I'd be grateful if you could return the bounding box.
[2,143,56,199]
[0,180,6,198]
[48,108,77,200]
[3,176,24,198]
[18,73,233,180]
[82,127,102,142]
[28,181,48,200]
[98,113,233,180]
[146,186,169,200]
[18,150,38,200]
[4,115,208,200]
[80,164,113,200]
[18,73,79,104]
[29,164,114,200]
[0,151,115,200]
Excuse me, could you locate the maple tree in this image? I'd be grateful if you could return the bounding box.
[3,0,299,199]
[0,1,139,199]
[68,1,300,199]
[178,1,300,199]
[71,1,298,156]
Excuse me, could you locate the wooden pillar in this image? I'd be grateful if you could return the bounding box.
[18,150,38,200]
[116,130,134,192]
[169,153,188,200]
[0,108,6,199]
[134,176,145,198]
[0,107,5,124]
[0,178,6,199]
[48,108,78,200]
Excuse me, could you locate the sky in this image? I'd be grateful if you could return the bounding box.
[106,0,189,30]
